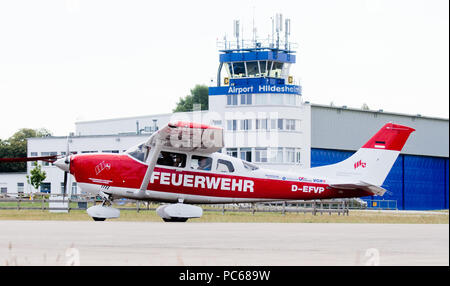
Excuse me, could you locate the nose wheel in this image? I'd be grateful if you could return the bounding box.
[162,217,188,223]
[87,191,120,221]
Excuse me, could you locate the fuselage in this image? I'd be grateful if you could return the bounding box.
[68,149,373,204]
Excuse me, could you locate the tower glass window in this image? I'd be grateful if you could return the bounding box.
[269,62,284,78]
[259,60,268,76]
[246,61,259,77]
[232,62,246,78]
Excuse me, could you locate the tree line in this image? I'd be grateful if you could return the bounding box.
[0,128,52,172]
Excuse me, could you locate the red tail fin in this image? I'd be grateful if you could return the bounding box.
[362,123,415,151]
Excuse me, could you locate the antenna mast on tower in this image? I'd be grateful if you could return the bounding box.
[233,20,240,49]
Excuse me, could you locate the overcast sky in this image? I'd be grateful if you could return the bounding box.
[0,0,448,139]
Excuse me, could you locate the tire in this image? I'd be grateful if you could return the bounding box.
[162,217,188,222]
[93,217,106,221]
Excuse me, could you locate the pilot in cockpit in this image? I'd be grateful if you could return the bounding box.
[173,155,183,168]
[197,158,211,171]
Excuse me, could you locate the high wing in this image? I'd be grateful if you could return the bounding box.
[144,121,224,153]
[329,181,387,196]
[137,121,224,196]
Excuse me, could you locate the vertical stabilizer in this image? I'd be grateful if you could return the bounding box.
[308,123,415,186]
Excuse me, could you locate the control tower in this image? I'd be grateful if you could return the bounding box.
[208,15,311,170]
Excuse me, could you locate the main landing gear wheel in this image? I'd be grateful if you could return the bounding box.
[162,217,188,223]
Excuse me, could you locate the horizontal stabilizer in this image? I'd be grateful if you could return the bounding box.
[329,181,387,196]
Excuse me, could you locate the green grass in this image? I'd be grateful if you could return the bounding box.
[0,208,448,224]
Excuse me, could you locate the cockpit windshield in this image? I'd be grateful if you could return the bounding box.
[125,143,147,162]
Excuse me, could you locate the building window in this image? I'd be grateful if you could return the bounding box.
[216,159,235,173]
[41,152,57,166]
[286,119,296,131]
[212,120,222,127]
[1,187,7,194]
[17,183,24,193]
[72,182,78,195]
[40,183,51,194]
[270,94,283,105]
[102,150,120,153]
[284,94,296,105]
[30,152,38,157]
[277,119,284,130]
[256,119,268,130]
[240,119,252,131]
[227,94,238,106]
[269,148,283,163]
[60,182,66,194]
[255,94,268,105]
[240,148,252,162]
[227,120,237,131]
[255,148,268,163]
[240,93,252,105]
[286,148,295,163]
[296,150,301,164]
[226,148,238,158]
[270,119,277,130]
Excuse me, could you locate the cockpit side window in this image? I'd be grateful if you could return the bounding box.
[157,151,187,168]
[216,159,235,173]
[243,160,259,171]
[191,155,212,171]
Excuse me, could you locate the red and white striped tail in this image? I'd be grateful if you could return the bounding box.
[361,123,415,151]
[307,123,415,187]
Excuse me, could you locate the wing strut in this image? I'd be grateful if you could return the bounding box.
[137,138,163,198]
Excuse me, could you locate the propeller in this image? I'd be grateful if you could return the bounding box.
[62,136,70,201]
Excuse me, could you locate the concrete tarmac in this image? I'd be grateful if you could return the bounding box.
[0,220,448,266]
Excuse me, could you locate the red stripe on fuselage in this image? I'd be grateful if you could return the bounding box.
[71,154,373,200]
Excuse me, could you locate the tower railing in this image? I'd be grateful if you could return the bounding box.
[216,38,298,52]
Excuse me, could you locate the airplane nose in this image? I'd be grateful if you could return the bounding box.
[54,157,70,172]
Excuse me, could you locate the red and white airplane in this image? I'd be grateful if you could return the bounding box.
[48,121,414,221]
